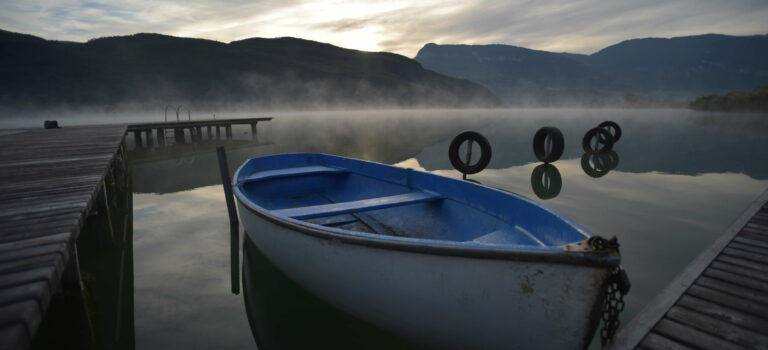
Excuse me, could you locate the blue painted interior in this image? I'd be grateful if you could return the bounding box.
[234,153,592,249]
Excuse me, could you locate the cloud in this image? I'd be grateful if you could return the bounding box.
[1,0,766,57]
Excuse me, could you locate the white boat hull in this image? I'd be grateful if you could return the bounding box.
[238,202,610,349]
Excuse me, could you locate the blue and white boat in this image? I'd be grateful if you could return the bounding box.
[233,153,620,349]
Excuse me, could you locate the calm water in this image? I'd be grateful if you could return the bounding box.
[9,108,768,348]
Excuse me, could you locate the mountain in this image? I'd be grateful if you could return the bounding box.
[414,34,768,105]
[0,29,499,110]
[414,43,614,105]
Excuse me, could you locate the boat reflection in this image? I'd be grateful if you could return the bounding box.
[581,150,620,178]
[242,235,422,349]
[530,163,562,199]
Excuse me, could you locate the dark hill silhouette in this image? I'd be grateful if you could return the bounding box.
[414,43,613,105]
[0,30,499,110]
[414,34,768,105]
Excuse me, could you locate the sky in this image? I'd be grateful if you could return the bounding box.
[1,0,767,57]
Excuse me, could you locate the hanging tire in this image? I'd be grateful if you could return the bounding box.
[598,121,622,143]
[448,131,492,175]
[582,127,614,153]
[532,126,565,163]
[531,163,562,200]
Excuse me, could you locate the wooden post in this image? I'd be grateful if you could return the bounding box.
[216,146,238,227]
[133,131,142,148]
[216,126,221,139]
[145,130,153,147]
[217,146,240,295]
[226,125,233,139]
[207,125,213,140]
[157,128,165,147]
[250,123,258,140]
[176,128,185,143]
[230,225,240,295]
[196,126,202,141]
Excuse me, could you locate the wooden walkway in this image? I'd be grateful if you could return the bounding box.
[127,117,272,147]
[610,189,768,349]
[0,125,127,349]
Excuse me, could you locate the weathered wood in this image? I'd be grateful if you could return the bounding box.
[639,332,694,350]
[0,322,30,350]
[746,222,768,232]
[145,130,153,147]
[716,255,768,274]
[0,233,71,255]
[0,300,43,339]
[685,284,768,320]
[694,276,763,303]
[733,236,768,249]
[721,247,768,266]
[0,266,58,290]
[652,318,750,350]
[126,117,272,131]
[676,295,768,333]
[729,241,768,257]
[666,306,768,348]
[610,189,768,350]
[710,260,768,282]
[742,226,768,237]
[703,267,768,292]
[0,242,68,265]
[0,125,126,350]
[156,128,165,146]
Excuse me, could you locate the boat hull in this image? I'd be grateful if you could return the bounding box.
[238,201,610,349]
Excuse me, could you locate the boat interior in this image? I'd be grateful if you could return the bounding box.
[236,158,587,248]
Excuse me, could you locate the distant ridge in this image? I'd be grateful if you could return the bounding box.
[0,29,500,111]
[415,34,768,105]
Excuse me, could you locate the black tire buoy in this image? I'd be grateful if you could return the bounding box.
[582,127,614,153]
[531,163,562,200]
[448,131,492,175]
[532,126,565,163]
[598,121,622,143]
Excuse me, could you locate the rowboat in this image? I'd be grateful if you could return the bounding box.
[232,153,621,349]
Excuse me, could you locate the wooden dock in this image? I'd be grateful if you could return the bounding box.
[0,117,272,348]
[609,189,768,349]
[0,125,127,349]
[127,117,272,147]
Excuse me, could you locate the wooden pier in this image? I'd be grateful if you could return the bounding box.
[610,189,768,349]
[127,117,272,147]
[0,125,127,349]
[0,116,272,349]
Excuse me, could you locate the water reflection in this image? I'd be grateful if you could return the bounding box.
[118,109,768,349]
[581,151,620,178]
[242,235,421,349]
[531,163,562,199]
[75,148,135,349]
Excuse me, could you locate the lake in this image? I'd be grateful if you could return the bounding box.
[6,108,768,348]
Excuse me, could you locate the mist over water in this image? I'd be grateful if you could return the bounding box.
[5,107,767,348]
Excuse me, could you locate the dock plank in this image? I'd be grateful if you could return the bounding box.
[0,125,126,349]
[639,332,694,350]
[610,189,768,349]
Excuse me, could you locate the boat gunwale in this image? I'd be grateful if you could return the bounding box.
[237,201,619,267]
[232,153,619,268]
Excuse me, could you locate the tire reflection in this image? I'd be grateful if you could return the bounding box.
[530,163,562,200]
[581,150,620,178]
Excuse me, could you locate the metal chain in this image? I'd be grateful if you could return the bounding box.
[600,267,626,348]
